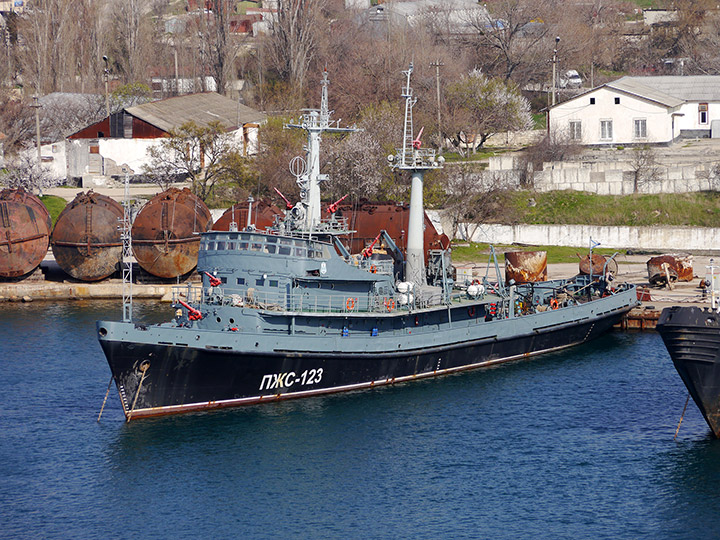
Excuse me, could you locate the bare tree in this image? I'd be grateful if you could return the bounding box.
[442,164,514,241]
[629,145,662,194]
[322,101,403,202]
[515,129,583,188]
[15,0,79,93]
[263,0,327,91]
[0,92,34,154]
[107,0,156,85]
[465,0,558,83]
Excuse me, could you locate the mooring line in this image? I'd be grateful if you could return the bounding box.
[97,377,113,422]
[126,362,150,423]
[674,393,690,440]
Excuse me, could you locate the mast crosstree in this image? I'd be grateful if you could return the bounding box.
[390,63,443,287]
[285,69,358,232]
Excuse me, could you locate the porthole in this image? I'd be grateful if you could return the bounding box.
[216,317,222,323]
[229,318,235,324]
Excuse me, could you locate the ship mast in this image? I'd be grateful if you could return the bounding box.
[390,63,443,287]
[285,69,358,231]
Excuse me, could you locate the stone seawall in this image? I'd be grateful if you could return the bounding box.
[452,222,720,251]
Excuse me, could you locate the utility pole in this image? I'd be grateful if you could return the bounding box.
[174,48,179,96]
[552,36,559,106]
[430,59,444,147]
[103,55,110,117]
[31,95,41,165]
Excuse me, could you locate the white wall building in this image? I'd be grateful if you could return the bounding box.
[549,76,720,146]
[66,92,266,187]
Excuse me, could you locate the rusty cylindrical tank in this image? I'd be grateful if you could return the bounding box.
[51,191,124,281]
[212,199,281,232]
[505,251,548,284]
[132,188,213,279]
[578,253,617,277]
[335,202,450,261]
[647,254,693,286]
[0,188,52,278]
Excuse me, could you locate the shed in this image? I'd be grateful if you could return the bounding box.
[66,92,266,185]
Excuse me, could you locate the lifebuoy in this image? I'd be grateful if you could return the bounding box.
[468,307,476,317]
[549,298,559,310]
[346,298,356,310]
[385,298,395,312]
[369,265,377,274]
[489,302,497,315]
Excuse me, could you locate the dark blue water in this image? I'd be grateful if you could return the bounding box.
[2,300,720,539]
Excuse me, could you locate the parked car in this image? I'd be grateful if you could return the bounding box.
[560,70,582,88]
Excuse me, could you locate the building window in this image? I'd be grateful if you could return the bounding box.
[699,103,708,125]
[590,97,595,105]
[600,120,613,140]
[634,119,647,139]
[569,121,582,141]
[236,277,245,285]
[614,97,620,104]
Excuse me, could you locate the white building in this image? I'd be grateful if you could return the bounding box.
[548,76,720,146]
[360,0,491,35]
[66,92,266,187]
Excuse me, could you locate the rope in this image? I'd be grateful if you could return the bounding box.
[674,393,691,440]
[96,376,113,422]
[126,362,150,422]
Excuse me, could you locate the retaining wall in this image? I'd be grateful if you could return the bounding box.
[455,223,720,251]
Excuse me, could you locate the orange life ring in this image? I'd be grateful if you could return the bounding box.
[370,265,377,274]
[385,298,395,312]
[549,298,559,310]
[346,298,356,311]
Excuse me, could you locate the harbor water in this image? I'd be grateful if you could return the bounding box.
[2,300,720,539]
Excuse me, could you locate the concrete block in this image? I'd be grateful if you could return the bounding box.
[609,182,624,195]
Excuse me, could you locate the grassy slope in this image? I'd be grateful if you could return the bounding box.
[40,195,67,226]
[486,190,720,228]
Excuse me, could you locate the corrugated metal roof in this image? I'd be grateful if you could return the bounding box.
[605,77,684,107]
[607,75,720,105]
[125,92,266,133]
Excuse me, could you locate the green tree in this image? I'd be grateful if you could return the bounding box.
[143,120,243,201]
[109,82,152,113]
[445,69,532,157]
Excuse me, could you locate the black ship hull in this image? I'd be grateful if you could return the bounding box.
[98,308,628,420]
[657,305,720,437]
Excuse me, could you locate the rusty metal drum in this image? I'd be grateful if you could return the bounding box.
[50,190,124,281]
[647,254,693,286]
[131,187,213,279]
[505,251,548,284]
[578,253,617,277]
[0,188,52,279]
[212,199,281,232]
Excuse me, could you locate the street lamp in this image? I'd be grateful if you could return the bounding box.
[31,94,41,165]
[552,36,560,106]
[103,55,110,117]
